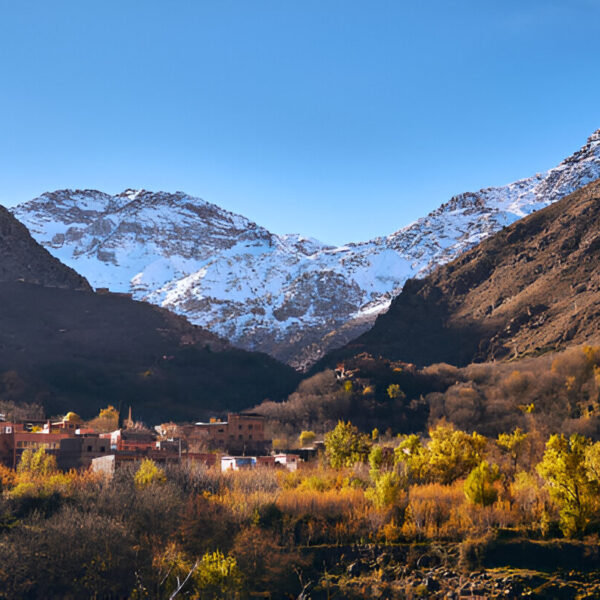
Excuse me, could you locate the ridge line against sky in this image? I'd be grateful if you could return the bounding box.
[1,0,599,246]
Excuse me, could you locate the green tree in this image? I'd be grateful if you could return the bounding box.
[537,434,599,537]
[464,461,500,507]
[298,430,316,447]
[324,421,371,469]
[366,472,404,510]
[134,459,166,489]
[369,446,384,474]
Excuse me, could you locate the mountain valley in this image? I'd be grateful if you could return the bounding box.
[12,129,600,369]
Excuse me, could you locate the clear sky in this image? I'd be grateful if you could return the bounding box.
[1,1,599,245]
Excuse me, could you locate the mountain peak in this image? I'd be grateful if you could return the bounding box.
[11,128,600,369]
[586,128,600,145]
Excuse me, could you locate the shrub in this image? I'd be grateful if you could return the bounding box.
[134,458,166,489]
[365,472,406,511]
[194,550,242,600]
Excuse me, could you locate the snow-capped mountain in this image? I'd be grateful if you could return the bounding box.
[11,129,600,369]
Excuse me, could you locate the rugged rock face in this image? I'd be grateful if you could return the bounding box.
[11,129,600,368]
[317,178,600,369]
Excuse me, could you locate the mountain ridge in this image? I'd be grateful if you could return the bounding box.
[316,177,600,370]
[11,128,600,368]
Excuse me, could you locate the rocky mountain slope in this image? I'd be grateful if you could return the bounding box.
[0,207,299,422]
[11,129,600,368]
[317,178,600,369]
[0,204,90,290]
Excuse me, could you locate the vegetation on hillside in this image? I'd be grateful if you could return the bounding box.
[255,345,600,444]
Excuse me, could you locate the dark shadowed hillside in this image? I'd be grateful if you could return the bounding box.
[0,204,90,290]
[0,207,300,422]
[317,178,600,369]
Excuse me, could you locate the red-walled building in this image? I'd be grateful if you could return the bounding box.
[194,413,269,454]
[0,422,72,468]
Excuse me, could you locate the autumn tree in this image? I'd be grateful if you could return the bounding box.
[369,445,384,475]
[464,461,500,507]
[231,526,305,596]
[366,472,405,510]
[134,458,166,489]
[536,434,599,537]
[426,424,486,484]
[17,447,57,476]
[194,550,242,600]
[497,427,529,472]
[395,424,486,485]
[324,421,371,468]
[298,430,316,447]
[88,405,119,433]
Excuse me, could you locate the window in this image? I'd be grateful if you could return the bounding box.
[239,435,243,440]
[249,435,253,440]
[87,445,92,452]
[238,425,243,430]
[248,424,253,430]
[100,446,105,452]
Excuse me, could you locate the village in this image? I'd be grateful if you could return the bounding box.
[0,407,314,475]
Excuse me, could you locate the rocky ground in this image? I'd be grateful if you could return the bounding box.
[302,542,600,599]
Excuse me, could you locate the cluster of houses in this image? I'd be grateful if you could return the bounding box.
[0,409,308,475]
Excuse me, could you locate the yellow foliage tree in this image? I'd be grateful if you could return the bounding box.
[88,405,119,433]
[134,458,166,489]
[395,424,486,485]
[299,430,316,447]
[17,447,57,477]
[537,434,599,537]
[497,427,529,471]
[387,383,405,400]
[324,421,371,469]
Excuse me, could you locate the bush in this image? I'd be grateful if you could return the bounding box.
[134,458,166,489]
[0,507,140,599]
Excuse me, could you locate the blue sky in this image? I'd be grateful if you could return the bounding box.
[1,1,599,245]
